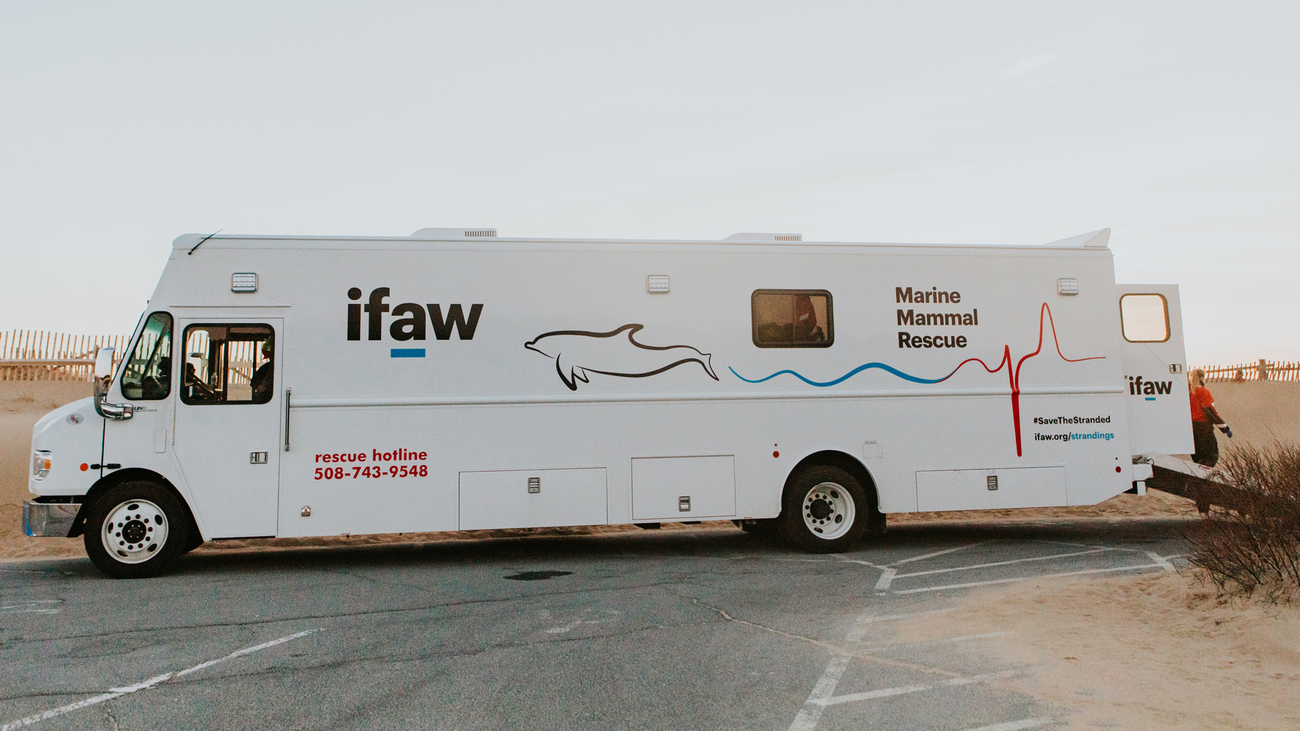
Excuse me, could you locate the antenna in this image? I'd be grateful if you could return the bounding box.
[187,229,223,256]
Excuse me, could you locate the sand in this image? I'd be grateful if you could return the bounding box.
[0,382,96,560]
[895,571,1300,728]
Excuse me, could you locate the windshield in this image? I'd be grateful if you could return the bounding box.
[120,312,173,400]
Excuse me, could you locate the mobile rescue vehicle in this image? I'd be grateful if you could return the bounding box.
[25,227,1191,577]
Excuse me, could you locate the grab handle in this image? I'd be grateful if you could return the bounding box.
[283,388,292,452]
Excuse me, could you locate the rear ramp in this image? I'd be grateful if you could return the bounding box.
[1138,453,1226,513]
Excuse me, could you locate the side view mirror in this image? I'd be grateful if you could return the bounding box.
[92,347,133,420]
[93,347,115,398]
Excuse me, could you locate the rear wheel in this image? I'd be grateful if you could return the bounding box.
[84,481,189,579]
[780,465,869,552]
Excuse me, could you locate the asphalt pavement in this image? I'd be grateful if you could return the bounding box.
[0,517,1194,731]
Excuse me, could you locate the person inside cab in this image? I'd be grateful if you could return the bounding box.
[184,361,216,402]
[142,356,171,399]
[250,339,273,404]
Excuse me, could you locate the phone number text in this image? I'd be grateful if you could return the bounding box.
[314,465,428,480]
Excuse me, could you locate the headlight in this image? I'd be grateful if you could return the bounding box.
[32,450,52,481]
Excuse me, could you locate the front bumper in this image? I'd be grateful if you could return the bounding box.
[23,501,81,537]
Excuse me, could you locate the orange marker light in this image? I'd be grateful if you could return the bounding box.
[81,463,89,471]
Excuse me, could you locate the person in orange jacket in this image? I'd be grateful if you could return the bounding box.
[1188,368,1231,466]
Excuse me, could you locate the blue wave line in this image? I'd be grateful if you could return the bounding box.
[729,362,958,387]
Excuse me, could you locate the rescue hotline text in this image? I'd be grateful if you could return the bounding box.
[315,449,428,463]
[314,449,429,480]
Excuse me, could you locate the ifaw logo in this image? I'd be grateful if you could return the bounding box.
[1127,375,1172,401]
[347,287,482,358]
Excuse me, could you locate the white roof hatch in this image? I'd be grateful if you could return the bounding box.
[411,227,498,239]
[723,232,803,242]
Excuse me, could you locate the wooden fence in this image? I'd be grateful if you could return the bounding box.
[0,330,128,381]
[1194,359,1300,383]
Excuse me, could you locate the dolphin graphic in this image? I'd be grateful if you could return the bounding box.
[525,324,719,391]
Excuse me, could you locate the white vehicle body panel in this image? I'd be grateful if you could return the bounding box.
[1116,284,1193,456]
[28,229,1194,541]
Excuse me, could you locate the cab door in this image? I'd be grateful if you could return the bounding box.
[172,319,283,538]
[1117,285,1193,456]
[102,311,178,503]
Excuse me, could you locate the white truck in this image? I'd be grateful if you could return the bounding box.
[25,227,1191,577]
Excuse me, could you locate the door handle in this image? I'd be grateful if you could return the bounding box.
[283,388,291,452]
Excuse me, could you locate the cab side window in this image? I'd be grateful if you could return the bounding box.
[121,312,173,400]
[752,290,834,348]
[181,324,275,405]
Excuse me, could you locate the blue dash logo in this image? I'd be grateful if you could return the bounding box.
[391,348,426,358]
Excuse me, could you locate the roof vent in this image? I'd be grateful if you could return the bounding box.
[723,232,803,242]
[411,228,498,239]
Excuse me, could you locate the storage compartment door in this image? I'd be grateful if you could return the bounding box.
[459,468,607,530]
[916,466,1066,511]
[632,455,736,521]
[1116,285,1193,455]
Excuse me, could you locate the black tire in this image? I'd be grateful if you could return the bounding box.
[779,465,869,553]
[83,481,190,579]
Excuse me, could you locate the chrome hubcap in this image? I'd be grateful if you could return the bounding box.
[101,499,168,564]
[801,482,856,540]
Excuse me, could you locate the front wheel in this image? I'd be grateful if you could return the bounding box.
[84,481,190,579]
[780,465,870,553]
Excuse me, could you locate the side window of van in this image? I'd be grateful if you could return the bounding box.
[121,312,173,400]
[181,324,275,405]
[1119,294,1170,343]
[752,290,834,348]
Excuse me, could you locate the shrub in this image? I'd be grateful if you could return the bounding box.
[1184,442,1300,602]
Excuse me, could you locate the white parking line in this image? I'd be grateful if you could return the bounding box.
[1144,551,1176,572]
[0,601,61,615]
[893,548,1115,580]
[831,555,886,569]
[818,668,1022,706]
[892,542,988,566]
[787,619,873,730]
[0,629,321,731]
[1031,538,1108,549]
[960,717,1055,730]
[893,563,1165,594]
[786,609,954,731]
[874,567,898,592]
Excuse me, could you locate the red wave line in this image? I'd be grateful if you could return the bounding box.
[939,303,1105,456]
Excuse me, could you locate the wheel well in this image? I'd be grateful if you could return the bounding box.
[70,469,200,542]
[785,451,880,513]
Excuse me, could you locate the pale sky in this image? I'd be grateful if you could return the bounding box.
[2,1,1296,365]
